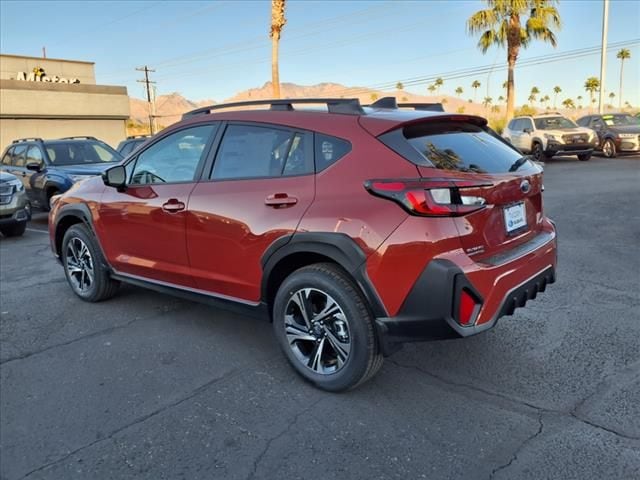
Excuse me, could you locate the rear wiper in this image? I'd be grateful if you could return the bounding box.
[509,156,528,172]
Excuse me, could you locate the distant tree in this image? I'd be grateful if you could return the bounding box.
[434,77,444,94]
[467,0,561,120]
[616,48,631,108]
[396,81,404,90]
[553,85,562,108]
[562,98,575,109]
[370,93,379,102]
[457,106,466,113]
[584,77,600,111]
[455,86,464,97]
[441,98,448,104]
[498,95,505,103]
[270,0,287,99]
[502,80,508,91]
[471,80,481,102]
[401,96,408,102]
[528,94,536,106]
[428,84,436,94]
[468,98,473,103]
[491,104,500,113]
[608,91,616,110]
[577,95,583,108]
[483,96,493,109]
[514,104,537,116]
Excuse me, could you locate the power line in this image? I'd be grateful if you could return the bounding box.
[136,66,157,134]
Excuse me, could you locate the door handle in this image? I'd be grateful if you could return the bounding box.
[265,193,298,208]
[162,199,186,212]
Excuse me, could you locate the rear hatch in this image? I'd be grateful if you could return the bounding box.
[373,115,545,261]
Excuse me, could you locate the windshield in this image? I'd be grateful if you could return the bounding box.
[534,117,577,130]
[45,141,122,166]
[601,114,638,126]
[404,121,534,174]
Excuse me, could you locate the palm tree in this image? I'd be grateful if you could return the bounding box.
[434,77,444,94]
[491,104,500,113]
[396,81,404,90]
[471,80,481,102]
[428,84,436,95]
[455,86,464,97]
[370,93,379,102]
[457,106,466,114]
[483,96,493,110]
[553,85,562,108]
[270,0,286,98]
[584,77,600,112]
[616,48,631,109]
[530,86,540,105]
[502,80,508,92]
[468,1,561,120]
[562,98,575,109]
[498,95,505,104]
[528,94,536,106]
[541,94,550,109]
[608,91,615,110]
[441,98,448,105]
[577,95,583,109]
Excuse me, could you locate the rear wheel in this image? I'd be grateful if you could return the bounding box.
[272,263,383,392]
[62,224,119,302]
[577,153,592,161]
[602,139,616,158]
[0,221,26,237]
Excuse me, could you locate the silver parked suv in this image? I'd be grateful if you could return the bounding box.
[503,113,597,162]
[0,171,31,237]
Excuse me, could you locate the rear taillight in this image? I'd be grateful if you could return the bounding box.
[364,178,491,217]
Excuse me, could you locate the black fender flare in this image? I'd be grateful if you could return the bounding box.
[53,203,110,269]
[261,232,388,318]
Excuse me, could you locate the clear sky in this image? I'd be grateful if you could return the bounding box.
[1,0,638,105]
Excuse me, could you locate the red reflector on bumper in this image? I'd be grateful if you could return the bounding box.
[459,289,478,326]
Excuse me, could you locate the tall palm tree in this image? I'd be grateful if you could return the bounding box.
[468,0,561,120]
[528,94,536,106]
[434,77,444,94]
[553,85,562,108]
[608,91,615,109]
[471,80,481,102]
[577,95,583,109]
[428,84,436,95]
[270,0,287,99]
[498,95,505,103]
[584,77,600,112]
[530,86,540,105]
[396,81,404,90]
[455,86,464,97]
[616,48,631,109]
[483,96,493,110]
[562,98,575,109]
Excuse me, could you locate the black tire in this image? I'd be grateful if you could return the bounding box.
[532,142,551,162]
[61,224,119,302]
[272,263,383,392]
[602,139,616,158]
[577,153,592,161]
[0,221,27,237]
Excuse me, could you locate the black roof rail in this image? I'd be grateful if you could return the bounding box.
[182,98,365,119]
[12,137,44,144]
[127,135,150,139]
[60,136,99,141]
[397,102,445,112]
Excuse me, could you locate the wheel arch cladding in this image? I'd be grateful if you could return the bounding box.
[261,232,388,319]
[54,204,93,257]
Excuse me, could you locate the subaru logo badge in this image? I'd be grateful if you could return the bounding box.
[520,179,531,194]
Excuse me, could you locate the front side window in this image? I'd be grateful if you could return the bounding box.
[12,145,27,167]
[45,141,122,165]
[26,146,44,166]
[130,125,216,185]
[212,125,311,180]
[533,116,577,130]
[405,121,533,174]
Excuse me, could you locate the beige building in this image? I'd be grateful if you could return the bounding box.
[0,54,129,148]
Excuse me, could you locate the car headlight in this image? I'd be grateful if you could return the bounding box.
[544,133,559,141]
[7,179,24,192]
[619,133,636,139]
[70,174,93,183]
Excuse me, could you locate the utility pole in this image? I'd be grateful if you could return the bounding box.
[598,0,609,114]
[136,66,156,134]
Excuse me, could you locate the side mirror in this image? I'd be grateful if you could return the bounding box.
[102,165,127,189]
[523,128,533,134]
[26,162,42,172]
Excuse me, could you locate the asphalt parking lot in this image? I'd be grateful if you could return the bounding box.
[1,154,639,480]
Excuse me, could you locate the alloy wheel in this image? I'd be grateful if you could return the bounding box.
[602,140,615,158]
[284,288,351,375]
[65,237,94,293]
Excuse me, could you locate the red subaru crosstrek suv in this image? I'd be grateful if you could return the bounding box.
[49,98,557,391]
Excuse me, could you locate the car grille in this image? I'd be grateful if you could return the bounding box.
[562,133,589,144]
[0,183,14,205]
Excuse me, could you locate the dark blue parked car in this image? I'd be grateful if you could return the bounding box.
[0,137,123,210]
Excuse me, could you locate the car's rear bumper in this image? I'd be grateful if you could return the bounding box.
[374,227,557,355]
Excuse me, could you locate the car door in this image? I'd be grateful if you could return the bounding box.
[24,145,47,203]
[510,120,523,150]
[589,117,605,147]
[4,145,27,179]
[186,122,315,303]
[96,123,218,287]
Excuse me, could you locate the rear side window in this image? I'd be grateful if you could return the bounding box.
[12,145,27,167]
[1,147,14,165]
[314,134,351,172]
[402,121,531,174]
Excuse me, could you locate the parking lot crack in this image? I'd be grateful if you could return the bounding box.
[246,397,324,480]
[488,414,544,480]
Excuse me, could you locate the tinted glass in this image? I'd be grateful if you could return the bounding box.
[212,125,293,180]
[130,125,216,185]
[45,141,122,165]
[601,114,638,126]
[12,145,27,167]
[576,117,589,126]
[314,134,351,172]
[405,121,532,174]
[507,119,517,130]
[1,147,13,166]
[119,142,134,157]
[26,146,44,165]
[533,116,577,129]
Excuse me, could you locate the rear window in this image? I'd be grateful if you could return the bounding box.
[401,121,532,174]
[45,141,122,165]
[534,116,576,129]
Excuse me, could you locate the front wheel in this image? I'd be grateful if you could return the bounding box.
[532,142,550,162]
[578,153,592,161]
[272,263,383,392]
[62,224,119,302]
[602,139,616,158]
[0,221,26,237]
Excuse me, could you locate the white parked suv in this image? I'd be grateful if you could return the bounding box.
[503,114,597,161]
